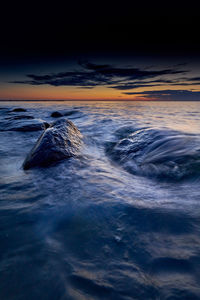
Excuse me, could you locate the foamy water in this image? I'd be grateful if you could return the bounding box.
[0,101,200,300]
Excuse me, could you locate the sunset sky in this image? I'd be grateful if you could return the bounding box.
[1,58,200,101]
[1,1,200,101]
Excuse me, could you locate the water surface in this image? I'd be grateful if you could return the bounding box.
[0,101,200,300]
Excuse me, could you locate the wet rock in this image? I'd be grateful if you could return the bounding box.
[106,127,200,181]
[64,110,78,116]
[15,121,50,132]
[43,122,50,129]
[11,108,27,112]
[23,119,82,170]
[5,115,34,120]
[51,110,79,118]
[0,119,49,132]
[51,111,63,118]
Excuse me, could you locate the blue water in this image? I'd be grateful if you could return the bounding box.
[0,101,200,300]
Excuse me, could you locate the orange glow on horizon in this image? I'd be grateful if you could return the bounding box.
[0,82,200,101]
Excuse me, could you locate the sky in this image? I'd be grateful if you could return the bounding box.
[1,1,200,101]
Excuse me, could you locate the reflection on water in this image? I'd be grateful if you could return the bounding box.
[0,101,200,300]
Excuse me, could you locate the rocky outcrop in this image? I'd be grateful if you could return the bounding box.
[106,127,200,181]
[23,119,82,169]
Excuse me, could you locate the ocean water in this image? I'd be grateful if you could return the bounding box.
[0,101,200,300]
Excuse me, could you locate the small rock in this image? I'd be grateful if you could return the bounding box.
[64,110,77,116]
[51,111,63,118]
[12,108,27,112]
[0,119,49,132]
[5,115,34,120]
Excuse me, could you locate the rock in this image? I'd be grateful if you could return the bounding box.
[5,115,34,120]
[51,111,63,118]
[64,110,78,116]
[106,127,200,181]
[15,121,50,132]
[51,110,80,118]
[12,108,27,112]
[0,119,49,132]
[23,119,82,170]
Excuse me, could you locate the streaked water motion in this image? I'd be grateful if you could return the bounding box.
[0,101,200,300]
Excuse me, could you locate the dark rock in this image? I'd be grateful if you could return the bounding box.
[23,119,82,170]
[64,110,77,116]
[51,111,63,118]
[15,121,50,132]
[106,127,200,181]
[5,115,34,120]
[51,110,80,118]
[12,108,27,112]
[0,119,49,132]
[43,122,50,129]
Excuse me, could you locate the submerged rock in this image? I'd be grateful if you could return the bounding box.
[51,111,63,118]
[23,119,82,170]
[15,121,49,132]
[5,115,34,120]
[51,110,79,118]
[106,127,200,181]
[0,119,49,132]
[11,108,27,112]
[64,110,78,116]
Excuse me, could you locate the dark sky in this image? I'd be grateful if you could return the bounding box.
[0,1,200,100]
[1,0,199,59]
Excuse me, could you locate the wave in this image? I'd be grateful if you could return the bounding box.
[106,127,200,181]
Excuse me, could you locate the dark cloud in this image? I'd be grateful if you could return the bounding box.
[78,61,111,71]
[187,77,200,81]
[108,79,182,90]
[11,61,188,90]
[123,90,200,101]
[107,77,192,90]
[78,61,185,79]
[110,84,162,90]
[111,81,200,90]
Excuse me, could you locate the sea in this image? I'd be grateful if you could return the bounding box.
[0,101,200,300]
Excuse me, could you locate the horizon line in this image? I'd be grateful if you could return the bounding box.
[1,99,200,102]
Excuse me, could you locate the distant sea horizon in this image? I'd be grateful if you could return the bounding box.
[1,99,200,102]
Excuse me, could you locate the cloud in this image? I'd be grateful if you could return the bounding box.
[110,84,163,90]
[187,76,200,81]
[11,61,188,90]
[108,79,180,90]
[123,89,200,100]
[111,81,200,90]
